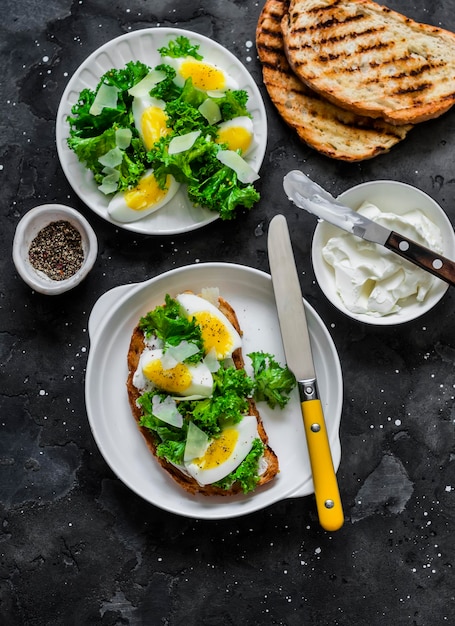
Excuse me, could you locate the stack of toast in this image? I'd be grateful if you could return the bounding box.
[256,0,455,161]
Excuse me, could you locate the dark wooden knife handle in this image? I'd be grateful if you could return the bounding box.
[386,231,455,286]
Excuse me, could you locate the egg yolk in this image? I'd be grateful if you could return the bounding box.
[143,359,192,394]
[179,60,226,91]
[141,106,169,150]
[191,311,234,359]
[195,428,239,469]
[124,174,171,211]
[217,126,253,154]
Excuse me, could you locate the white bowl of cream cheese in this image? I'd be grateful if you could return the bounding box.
[311,180,455,324]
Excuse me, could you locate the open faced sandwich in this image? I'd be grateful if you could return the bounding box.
[127,289,290,496]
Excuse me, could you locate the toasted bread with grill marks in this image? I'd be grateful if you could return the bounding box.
[256,0,411,160]
[281,0,455,125]
[127,294,279,496]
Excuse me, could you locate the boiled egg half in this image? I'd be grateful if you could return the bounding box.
[163,55,238,92]
[133,347,213,399]
[176,293,242,360]
[132,95,170,151]
[215,116,256,156]
[107,169,179,223]
[184,415,259,485]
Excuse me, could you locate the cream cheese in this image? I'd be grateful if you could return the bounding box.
[322,201,444,316]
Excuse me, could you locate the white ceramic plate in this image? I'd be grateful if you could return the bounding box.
[85,263,343,520]
[312,180,455,325]
[56,28,267,236]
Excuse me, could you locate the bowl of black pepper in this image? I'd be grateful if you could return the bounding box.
[12,204,98,295]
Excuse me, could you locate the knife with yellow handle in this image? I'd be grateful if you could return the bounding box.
[268,214,344,531]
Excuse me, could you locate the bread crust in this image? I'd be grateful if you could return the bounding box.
[126,295,279,496]
[281,0,455,125]
[256,0,412,160]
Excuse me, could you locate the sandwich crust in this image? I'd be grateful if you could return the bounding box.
[281,0,455,125]
[126,295,279,496]
[256,0,411,160]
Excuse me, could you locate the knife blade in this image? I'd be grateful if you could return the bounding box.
[268,214,344,531]
[283,169,455,286]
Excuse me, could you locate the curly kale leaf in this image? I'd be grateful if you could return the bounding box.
[248,351,297,409]
[178,366,254,437]
[158,35,203,60]
[138,294,204,361]
[187,164,260,220]
[138,391,187,464]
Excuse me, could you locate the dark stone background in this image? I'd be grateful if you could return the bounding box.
[1,1,454,624]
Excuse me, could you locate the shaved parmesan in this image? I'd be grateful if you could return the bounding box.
[200,287,220,306]
[128,70,167,98]
[168,130,201,155]
[151,395,183,428]
[98,146,123,168]
[115,128,132,149]
[184,421,209,462]
[89,83,119,116]
[161,341,200,369]
[216,149,260,184]
[98,168,120,195]
[198,98,222,125]
[203,348,220,373]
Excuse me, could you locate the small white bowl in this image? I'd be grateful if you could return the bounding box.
[311,180,455,325]
[12,204,98,295]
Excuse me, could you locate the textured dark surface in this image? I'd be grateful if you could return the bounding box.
[2,1,455,624]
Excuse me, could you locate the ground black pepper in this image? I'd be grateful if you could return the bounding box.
[28,220,84,281]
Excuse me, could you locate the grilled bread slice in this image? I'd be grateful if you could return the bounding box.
[127,294,279,496]
[256,0,411,160]
[281,0,455,125]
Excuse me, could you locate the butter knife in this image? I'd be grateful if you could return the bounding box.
[283,169,455,286]
[268,214,344,531]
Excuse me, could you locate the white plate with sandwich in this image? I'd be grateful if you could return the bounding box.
[85,263,343,520]
[56,28,267,236]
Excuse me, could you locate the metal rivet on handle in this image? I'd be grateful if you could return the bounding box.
[324,500,334,509]
[433,259,443,269]
[311,423,321,432]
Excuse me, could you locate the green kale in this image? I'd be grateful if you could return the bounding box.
[138,391,187,464]
[149,64,183,102]
[155,439,186,464]
[67,126,147,190]
[248,351,296,409]
[67,61,149,138]
[138,294,204,360]
[187,164,260,220]
[102,60,151,90]
[158,35,203,60]
[178,366,254,437]
[213,439,264,493]
[216,89,251,121]
[148,133,220,187]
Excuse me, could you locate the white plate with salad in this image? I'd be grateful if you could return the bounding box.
[85,263,343,520]
[56,28,268,235]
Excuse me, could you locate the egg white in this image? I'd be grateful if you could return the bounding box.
[176,292,242,360]
[133,347,214,399]
[163,55,238,92]
[216,116,256,156]
[107,169,180,223]
[184,414,258,485]
[132,95,168,151]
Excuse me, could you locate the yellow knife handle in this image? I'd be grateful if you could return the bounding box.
[300,398,344,531]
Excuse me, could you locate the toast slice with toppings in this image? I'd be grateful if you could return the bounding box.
[126,292,279,496]
[281,0,455,125]
[256,0,411,160]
